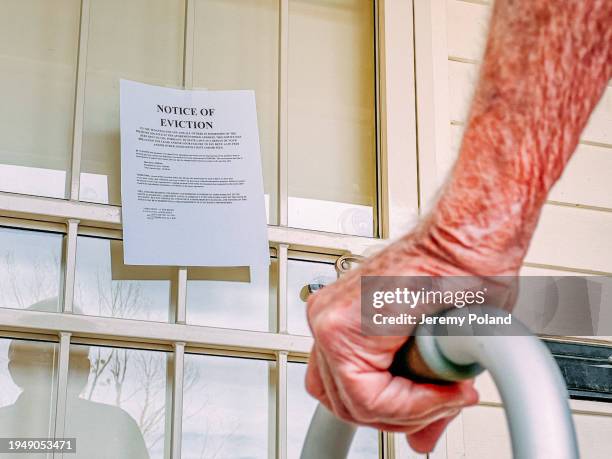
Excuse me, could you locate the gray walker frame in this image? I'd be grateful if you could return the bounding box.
[300,308,579,459]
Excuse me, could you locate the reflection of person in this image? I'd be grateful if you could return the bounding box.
[0,299,148,459]
[305,0,612,454]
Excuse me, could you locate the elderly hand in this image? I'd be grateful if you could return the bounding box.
[305,228,484,453]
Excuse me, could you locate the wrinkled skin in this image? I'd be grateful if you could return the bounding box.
[306,0,612,453]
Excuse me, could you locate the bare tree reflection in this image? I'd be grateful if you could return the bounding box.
[0,246,240,458]
[0,249,60,310]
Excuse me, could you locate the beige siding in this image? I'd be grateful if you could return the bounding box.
[450,403,612,459]
[411,1,612,457]
[419,0,612,277]
[448,61,612,146]
[437,373,612,458]
[451,124,612,209]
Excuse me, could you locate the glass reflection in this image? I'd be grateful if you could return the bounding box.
[287,259,337,336]
[288,197,374,237]
[79,0,185,205]
[0,336,58,457]
[287,363,379,459]
[0,0,80,198]
[0,304,162,458]
[0,227,63,312]
[192,0,280,224]
[66,344,166,458]
[287,0,377,236]
[182,354,272,458]
[186,260,277,331]
[74,236,171,322]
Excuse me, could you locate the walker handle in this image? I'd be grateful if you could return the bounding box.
[301,307,579,459]
[389,337,457,383]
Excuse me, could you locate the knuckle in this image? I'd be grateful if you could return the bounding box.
[339,373,379,423]
[350,397,378,423]
[310,308,345,344]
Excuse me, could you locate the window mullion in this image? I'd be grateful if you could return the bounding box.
[382,432,395,459]
[182,0,195,89]
[277,244,289,333]
[176,268,188,324]
[275,351,288,459]
[378,0,420,238]
[62,219,79,313]
[0,192,388,257]
[170,342,186,459]
[278,0,289,226]
[0,308,314,354]
[52,332,71,456]
[68,0,91,200]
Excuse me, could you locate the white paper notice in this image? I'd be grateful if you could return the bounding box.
[120,80,269,267]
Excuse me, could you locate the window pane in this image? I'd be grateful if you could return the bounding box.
[74,236,172,322]
[288,0,377,236]
[0,227,63,312]
[182,354,272,458]
[287,259,337,336]
[287,362,379,458]
[79,0,185,205]
[186,259,277,332]
[0,1,80,198]
[191,0,279,224]
[0,338,58,448]
[66,345,167,458]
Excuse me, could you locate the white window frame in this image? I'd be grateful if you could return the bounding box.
[0,1,418,458]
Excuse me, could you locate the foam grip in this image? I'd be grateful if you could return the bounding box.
[389,338,453,384]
